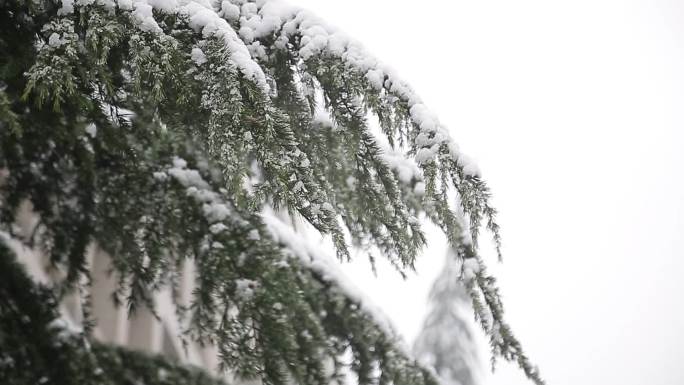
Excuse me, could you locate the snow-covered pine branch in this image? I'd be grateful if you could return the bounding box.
[0,0,541,384]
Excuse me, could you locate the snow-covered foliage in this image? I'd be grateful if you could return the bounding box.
[0,0,541,384]
[414,249,481,385]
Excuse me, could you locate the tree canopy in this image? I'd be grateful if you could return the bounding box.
[0,1,542,384]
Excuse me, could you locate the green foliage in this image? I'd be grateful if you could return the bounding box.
[0,1,542,385]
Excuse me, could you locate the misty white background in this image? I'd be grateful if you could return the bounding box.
[293,1,684,385]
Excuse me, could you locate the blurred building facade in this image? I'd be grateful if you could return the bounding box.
[8,199,223,375]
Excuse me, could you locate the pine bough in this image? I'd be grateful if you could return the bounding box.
[0,1,542,384]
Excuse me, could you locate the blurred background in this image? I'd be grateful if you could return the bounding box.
[293,1,684,384]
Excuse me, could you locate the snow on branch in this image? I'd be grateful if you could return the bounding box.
[262,208,401,345]
[4,0,541,383]
[57,0,269,90]
[230,0,481,174]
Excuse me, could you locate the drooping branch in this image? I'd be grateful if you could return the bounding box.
[0,1,542,384]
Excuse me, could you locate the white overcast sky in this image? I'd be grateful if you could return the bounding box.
[293,1,684,385]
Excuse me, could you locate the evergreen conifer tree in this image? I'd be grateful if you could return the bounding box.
[0,1,543,384]
[414,249,480,385]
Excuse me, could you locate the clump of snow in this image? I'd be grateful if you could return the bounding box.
[145,0,177,13]
[168,163,209,190]
[345,176,356,189]
[57,0,75,15]
[209,222,229,234]
[380,148,423,184]
[202,202,232,222]
[48,317,83,341]
[163,156,249,228]
[84,123,97,138]
[172,157,187,168]
[365,69,385,90]
[190,47,207,65]
[133,1,162,33]
[179,1,268,90]
[220,1,240,20]
[117,0,133,10]
[247,228,260,240]
[48,33,65,48]
[457,153,481,177]
[461,258,481,281]
[153,171,168,181]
